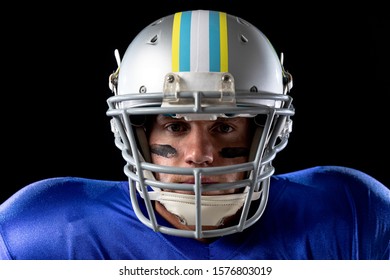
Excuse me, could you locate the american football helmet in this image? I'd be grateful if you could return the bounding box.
[106,10,294,238]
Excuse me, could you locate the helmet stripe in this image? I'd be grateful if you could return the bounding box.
[171,12,180,71]
[209,11,228,72]
[209,11,220,72]
[218,12,228,72]
[171,11,228,72]
[190,10,210,72]
[172,11,191,71]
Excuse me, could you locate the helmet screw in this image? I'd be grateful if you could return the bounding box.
[139,86,147,93]
[166,74,175,83]
[222,74,231,82]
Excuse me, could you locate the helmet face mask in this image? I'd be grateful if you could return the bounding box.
[106,10,294,239]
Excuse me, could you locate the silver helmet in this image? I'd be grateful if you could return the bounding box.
[107,10,294,238]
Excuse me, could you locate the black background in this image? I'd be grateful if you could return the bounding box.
[2,1,389,203]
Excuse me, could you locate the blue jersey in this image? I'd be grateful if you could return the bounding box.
[1,166,389,260]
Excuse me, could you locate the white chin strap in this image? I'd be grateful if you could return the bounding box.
[147,187,261,227]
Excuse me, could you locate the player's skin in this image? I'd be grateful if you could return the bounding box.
[147,114,254,233]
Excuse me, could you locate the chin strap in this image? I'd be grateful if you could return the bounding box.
[145,187,261,226]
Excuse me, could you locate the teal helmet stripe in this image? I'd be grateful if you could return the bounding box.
[178,11,192,71]
[209,10,221,72]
